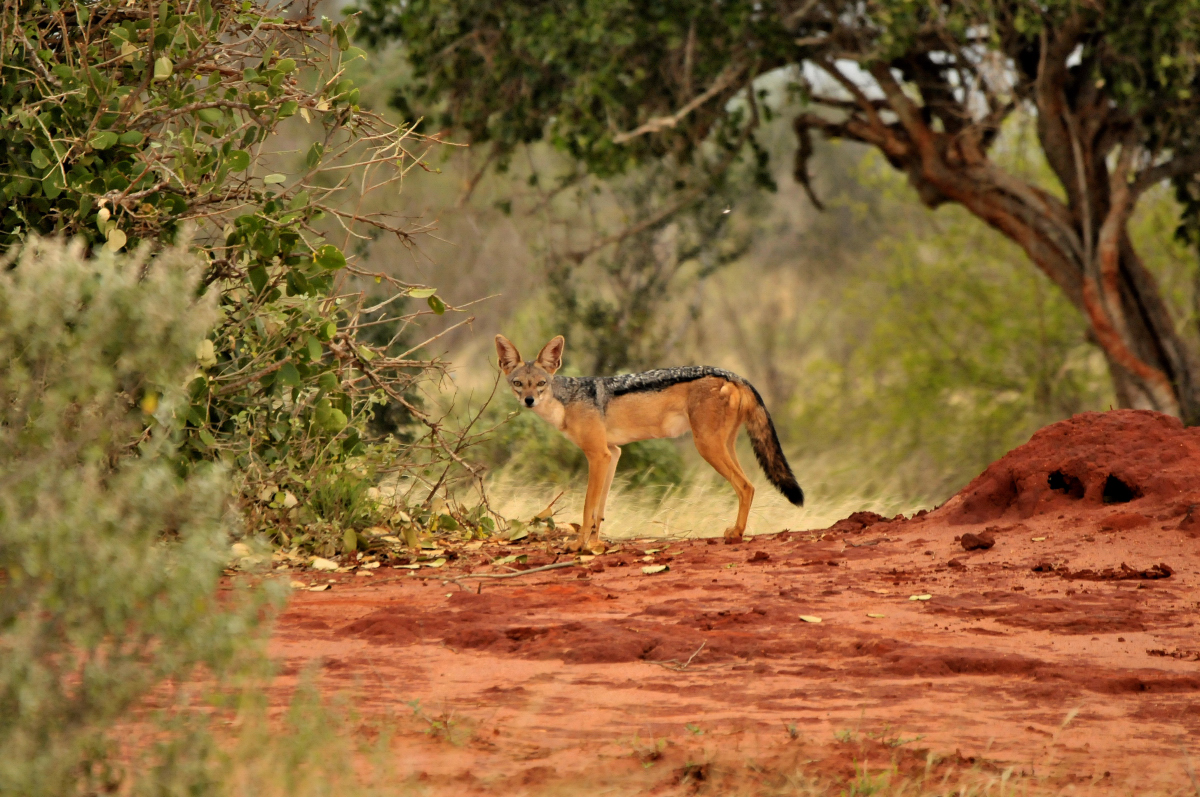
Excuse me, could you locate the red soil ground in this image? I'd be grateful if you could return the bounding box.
[267,410,1200,793]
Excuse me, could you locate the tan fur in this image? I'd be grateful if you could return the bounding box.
[496,334,767,553]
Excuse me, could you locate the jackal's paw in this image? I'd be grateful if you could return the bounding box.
[563,539,584,553]
[722,527,745,544]
[586,538,606,555]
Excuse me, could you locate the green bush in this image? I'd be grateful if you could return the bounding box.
[0,1,482,550]
[0,237,276,796]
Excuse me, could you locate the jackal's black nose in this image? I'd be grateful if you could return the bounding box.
[524,396,535,407]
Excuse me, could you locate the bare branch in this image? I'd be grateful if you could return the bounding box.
[1132,151,1200,197]
[613,61,748,144]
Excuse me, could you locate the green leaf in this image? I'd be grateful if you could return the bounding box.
[334,23,350,51]
[307,336,322,361]
[277,362,302,387]
[357,345,377,361]
[43,170,64,200]
[89,131,119,151]
[408,287,436,298]
[263,173,286,184]
[247,264,268,294]
[227,150,250,171]
[318,372,338,391]
[154,56,173,79]
[305,142,324,169]
[278,100,298,118]
[104,228,127,252]
[276,57,297,73]
[197,107,224,124]
[31,149,50,170]
[315,398,348,431]
[118,131,144,146]
[427,295,446,314]
[313,244,345,270]
[198,428,217,446]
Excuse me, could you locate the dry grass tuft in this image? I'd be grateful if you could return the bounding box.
[485,451,932,542]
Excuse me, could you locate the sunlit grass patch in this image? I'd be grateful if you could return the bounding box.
[484,448,933,542]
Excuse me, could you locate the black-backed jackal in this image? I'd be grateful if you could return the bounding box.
[495,335,804,553]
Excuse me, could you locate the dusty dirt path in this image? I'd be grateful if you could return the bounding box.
[267,411,1200,794]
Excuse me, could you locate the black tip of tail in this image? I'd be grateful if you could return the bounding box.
[781,480,804,507]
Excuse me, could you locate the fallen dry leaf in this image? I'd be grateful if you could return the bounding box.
[641,565,669,575]
[1031,536,1047,542]
[393,564,420,570]
[424,558,447,568]
[534,491,564,520]
[799,615,822,623]
[289,581,307,589]
[308,584,330,592]
[909,594,932,601]
[866,613,885,618]
[310,557,338,571]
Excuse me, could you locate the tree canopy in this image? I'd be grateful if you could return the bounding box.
[358,0,1200,423]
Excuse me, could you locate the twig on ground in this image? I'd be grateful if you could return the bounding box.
[649,640,707,671]
[392,560,579,588]
[456,561,579,579]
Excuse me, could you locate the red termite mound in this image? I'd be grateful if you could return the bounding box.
[939,409,1200,527]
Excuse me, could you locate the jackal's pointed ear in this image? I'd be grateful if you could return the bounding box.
[495,334,522,375]
[535,335,565,374]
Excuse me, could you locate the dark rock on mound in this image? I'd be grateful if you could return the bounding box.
[827,511,890,534]
[939,410,1200,525]
[960,531,995,551]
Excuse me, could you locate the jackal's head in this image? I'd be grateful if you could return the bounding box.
[495,334,563,409]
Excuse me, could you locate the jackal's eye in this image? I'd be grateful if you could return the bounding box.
[512,380,522,387]
[537,381,546,387]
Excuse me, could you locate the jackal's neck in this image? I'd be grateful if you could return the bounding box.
[531,393,567,430]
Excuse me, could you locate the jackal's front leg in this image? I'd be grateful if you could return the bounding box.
[567,445,612,554]
[588,444,621,551]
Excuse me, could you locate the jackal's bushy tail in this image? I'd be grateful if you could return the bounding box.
[742,384,804,506]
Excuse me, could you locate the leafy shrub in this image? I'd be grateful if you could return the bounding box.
[0,238,276,796]
[0,1,484,550]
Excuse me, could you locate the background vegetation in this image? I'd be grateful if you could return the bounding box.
[3,0,1199,793]
[351,60,1130,513]
[0,0,498,558]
